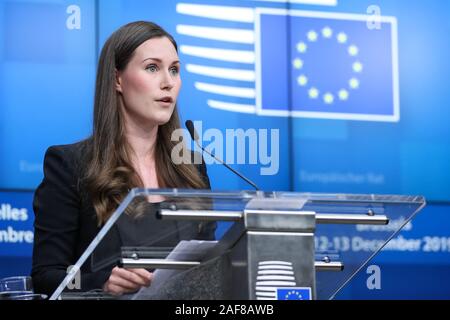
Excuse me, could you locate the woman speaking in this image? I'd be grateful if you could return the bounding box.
[31,21,215,297]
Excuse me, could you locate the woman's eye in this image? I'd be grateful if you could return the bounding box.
[170,66,179,75]
[146,64,158,72]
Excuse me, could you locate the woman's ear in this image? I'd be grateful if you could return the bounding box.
[115,69,122,93]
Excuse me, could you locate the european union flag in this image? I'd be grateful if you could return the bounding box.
[276,287,312,300]
[256,9,399,122]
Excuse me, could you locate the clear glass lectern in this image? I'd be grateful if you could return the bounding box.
[50,189,425,300]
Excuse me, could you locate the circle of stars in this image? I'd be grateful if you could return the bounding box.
[292,26,363,105]
[284,290,303,300]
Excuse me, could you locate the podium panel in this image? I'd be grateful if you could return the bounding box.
[50,189,425,300]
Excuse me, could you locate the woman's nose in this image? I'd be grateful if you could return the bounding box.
[160,71,175,90]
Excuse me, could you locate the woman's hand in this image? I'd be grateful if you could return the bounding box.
[103,266,153,295]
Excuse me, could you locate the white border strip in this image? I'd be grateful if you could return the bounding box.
[255,7,263,119]
[177,25,254,44]
[256,8,397,23]
[257,109,400,122]
[207,100,256,113]
[259,261,293,265]
[256,291,277,297]
[258,270,295,275]
[254,8,400,122]
[256,286,287,291]
[246,0,337,5]
[258,265,294,270]
[196,82,256,98]
[391,18,400,122]
[180,45,255,64]
[257,275,296,281]
[186,64,255,81]
[256,281,297,286]
[176,3,254,23]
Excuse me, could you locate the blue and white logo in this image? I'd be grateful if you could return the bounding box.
[176,2,399,122]
[276,287,312,300]
[256,9,399,121]
[255,260,298,300]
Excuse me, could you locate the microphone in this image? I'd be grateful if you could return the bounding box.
[185,120,260,191]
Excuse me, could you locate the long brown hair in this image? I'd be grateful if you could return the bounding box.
[84,21,207,225]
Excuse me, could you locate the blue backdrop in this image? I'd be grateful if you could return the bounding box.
[0,0,449,299]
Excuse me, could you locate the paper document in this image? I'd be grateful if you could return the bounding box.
[130,240,218,299]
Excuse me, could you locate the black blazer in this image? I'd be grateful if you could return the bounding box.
[31,141,215,296]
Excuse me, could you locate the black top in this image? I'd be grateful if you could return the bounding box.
[31,140,215,296]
